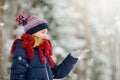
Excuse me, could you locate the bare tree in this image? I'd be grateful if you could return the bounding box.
[0,0,5,79]
[77,0,89,80]
[0,31,2,80]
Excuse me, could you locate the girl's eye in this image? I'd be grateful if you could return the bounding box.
[41,31,45,33]
[41,29,47,34]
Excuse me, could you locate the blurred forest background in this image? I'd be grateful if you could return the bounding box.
[0,0,120,80]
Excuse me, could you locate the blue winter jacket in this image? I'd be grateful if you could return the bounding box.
[10,40,78,80]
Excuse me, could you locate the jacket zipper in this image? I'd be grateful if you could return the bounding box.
[45,57,50,80]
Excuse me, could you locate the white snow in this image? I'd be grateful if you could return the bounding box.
[1,0,120,80]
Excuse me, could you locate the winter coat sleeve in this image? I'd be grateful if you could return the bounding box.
[52,53,78,79]
[10,40,28,80]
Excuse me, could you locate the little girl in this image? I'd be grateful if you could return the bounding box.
[10,13,88,80]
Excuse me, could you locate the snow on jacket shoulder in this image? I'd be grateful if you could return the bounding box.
[10,40,78,80]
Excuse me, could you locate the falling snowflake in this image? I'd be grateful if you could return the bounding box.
[18,56,22,61]
[102,41,105,45]
[0,22,4,26]
[26,64,29,67]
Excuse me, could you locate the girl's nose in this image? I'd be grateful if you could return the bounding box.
[43,35,48,39]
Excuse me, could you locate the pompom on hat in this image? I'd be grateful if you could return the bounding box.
[16,13,49,34]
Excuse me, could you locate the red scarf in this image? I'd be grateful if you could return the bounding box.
[10,34,55,68]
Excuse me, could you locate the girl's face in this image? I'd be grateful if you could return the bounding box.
[32,29,48,39]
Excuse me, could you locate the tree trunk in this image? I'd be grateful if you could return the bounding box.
[109,24,116,80]
[81,0,89,80]
[84,0,89,48]
[0,0,5,20]
[0,31,2,80]
[0,0,5,79]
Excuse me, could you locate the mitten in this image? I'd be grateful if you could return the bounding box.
[71,49,89,59]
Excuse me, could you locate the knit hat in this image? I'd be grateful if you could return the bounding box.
[16,13,49,34]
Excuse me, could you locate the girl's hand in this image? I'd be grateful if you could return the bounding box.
[71,49,89,59]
